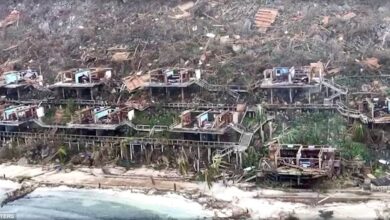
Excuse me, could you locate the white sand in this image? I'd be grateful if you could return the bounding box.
[123,166,182,178]
[201,182,390,219]
[0,163,45,178]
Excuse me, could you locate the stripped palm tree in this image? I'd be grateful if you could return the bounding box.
[176,150,189,176]
[256,106,267,142]
[57,146,67,165]
[203,153,230,189]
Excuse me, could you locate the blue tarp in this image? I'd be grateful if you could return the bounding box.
[274,67,289,76]
[4,72,21,84]
[199,113,208,123]
[95,109,110,119]
[93,108,116,121]
[4,106,18,119]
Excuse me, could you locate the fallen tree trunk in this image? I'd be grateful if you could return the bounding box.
[1,184,38,207]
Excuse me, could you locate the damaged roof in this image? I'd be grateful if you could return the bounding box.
[372,176,390,186]
[122,73,150,92]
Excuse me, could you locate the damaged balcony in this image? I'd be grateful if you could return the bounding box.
[260,143,341,184]
[171,109,245,142]
[122,68,201,102]
[145,68,200,88]
[67,106,130,130]
[0,104,42,127]
[36,106,130,131]
[49,68,112,100]
[0,69,43,99]
[253,63,332,105]
[122,68,199,91]
[259,62,324,88]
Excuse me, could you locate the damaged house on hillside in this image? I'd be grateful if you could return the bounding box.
[34,105,133,137]
[122,68,246,102]
[0,104,42,129]
[259,144,341,185]
[123,68,201,101]
[0,69,43,99]
[64,106,131,135]
[49,68,112,100]
[170,108,246,142]
[254,63,329,105]
[354,97,390,124]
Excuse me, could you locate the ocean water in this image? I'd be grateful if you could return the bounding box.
[0,182,211,220]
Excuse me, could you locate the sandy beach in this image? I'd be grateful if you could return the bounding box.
[1,163,390,219]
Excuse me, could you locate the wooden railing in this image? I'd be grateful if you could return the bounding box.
[0,131,240,148]
[263,103,337,110]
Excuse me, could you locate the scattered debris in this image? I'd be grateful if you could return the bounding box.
[319,210,334,219]
[169,1,195,19]
[321,16,329,26]
[360,57,381,70]
[310,61,325,76]
[219,35,232,44]
[112,52,131,62]
[232,44,242,53]
[341,12,357,20]
[206,33,216,39]
[107,45,131,62]
[327,68,341,75]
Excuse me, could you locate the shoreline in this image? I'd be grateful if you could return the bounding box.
[0,163,249,218]
[2,163,390,219]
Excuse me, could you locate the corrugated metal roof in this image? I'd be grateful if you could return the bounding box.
[372,176,390,186]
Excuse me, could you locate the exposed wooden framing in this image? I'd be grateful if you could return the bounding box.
[318,147,324,170]
[296,145,303,166]
[208,148,211,163]
[197,146,200,172]
[181,87,184,102]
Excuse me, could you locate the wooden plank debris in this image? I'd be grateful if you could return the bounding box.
[0,10,20,29]
[254,8,278,33]
[169,1,195,20]
[108,45,131,62]
[112,52,131,62]
[122,73,150,92]
[360,57,381,70]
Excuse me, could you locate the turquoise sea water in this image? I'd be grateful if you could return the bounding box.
[0,182,210,220]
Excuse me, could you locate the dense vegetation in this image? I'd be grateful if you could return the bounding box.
[278,112,370,161]
[132,109,178,126]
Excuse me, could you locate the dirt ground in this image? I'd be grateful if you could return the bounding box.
[0,0,388,90]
